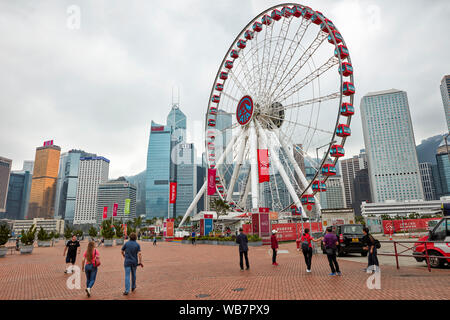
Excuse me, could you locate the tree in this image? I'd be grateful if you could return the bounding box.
[114,222,124,238]
[0,224,11,246]
[64,226,74,240]
[88,226,98,238]
[21,225,37,246]
[37,227,51,241]
[211,199,230,218]
[133,216,143,231]
[101,219,115,239]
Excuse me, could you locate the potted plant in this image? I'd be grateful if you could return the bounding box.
[37,227,52,247]
[64,226,74,240]
[114,222,124,245]
[88,226,98,241]
[20,225,37,254]
[101,219,115,246]
[0,224,11,258]
[53,232,60,243]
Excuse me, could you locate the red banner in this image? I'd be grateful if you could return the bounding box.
[113,203,118,217]
[257,149,269,183]
[102,206,108,219]
[166,220,174,237]
[242,224,252,234]
[272,223,297,241]
[207,169,216,195]
[382,218,441,234]
[169,182,177,204]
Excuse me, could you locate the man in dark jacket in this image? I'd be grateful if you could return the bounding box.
[235,228,249,271]
[271,229,279,266]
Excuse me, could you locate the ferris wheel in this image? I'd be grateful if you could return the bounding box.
[180,3,354,225]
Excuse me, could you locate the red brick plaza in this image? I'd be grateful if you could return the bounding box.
[0,240,448,300]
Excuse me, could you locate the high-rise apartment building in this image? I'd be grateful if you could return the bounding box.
[419,162,438,201]
[96,177,137,224]
[54,150,96,223]
[436,143,450,197]
[361,89,424,202]
[73,156,109,225]
[28,142,61,219]
[146,121,171,219]
[340,149,368,208]
[0,157,12,213]
[440,75,450,132]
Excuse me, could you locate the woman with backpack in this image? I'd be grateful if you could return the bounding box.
[362,227,380,273]
[300,228,322,273]
[81,241,101,297]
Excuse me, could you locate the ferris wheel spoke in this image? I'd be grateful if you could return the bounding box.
[250,32,261,102]
[270,92,341,112]
[249,120,260,209]
[221,91,240,103]
[260,113,334,135]
[274,55,339,103]
[228,69,251,97]
[226,130,248,202]
[268,31,328,102]
[239,50,260,98]
[258,23,274,100]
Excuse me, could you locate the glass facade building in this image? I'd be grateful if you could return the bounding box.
[436,144,450,197]
[0,156,12,213]
[3,171,31,220]
[361,89,424,202]
[172,143,196,218]
[419,162,438,200]
[440,75,450,132]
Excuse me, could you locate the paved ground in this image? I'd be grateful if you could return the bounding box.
[0,239,449,300]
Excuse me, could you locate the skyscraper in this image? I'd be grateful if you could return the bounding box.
[54,150,96,223]
[146,121,171,219]
[73,156,109,225]
[215,109,233,164]
[167,104,187,144]
[28,142,61,219]
[352,168,372,215]
[22,161,34,174]
[4,170,31,220]
[320,176,346,209]
[96,177,137,224]
[361,89,424,202]
[440,75,450,132]
[0,157,12,213]
[340,149,368,208]
[419,162,438,201]
[436,143,450,197]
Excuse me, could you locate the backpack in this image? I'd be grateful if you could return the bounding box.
[374,239,381,249]
[301,235,310,251]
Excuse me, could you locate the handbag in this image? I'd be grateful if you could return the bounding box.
[92,249,101,267]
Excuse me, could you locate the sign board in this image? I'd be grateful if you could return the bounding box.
[204,219,213,236]
[113,203,118,217]
[166,220,174,237]
[124,199,130,215]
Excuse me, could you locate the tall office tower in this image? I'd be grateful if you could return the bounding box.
[145,121,171,219]
[361,89,424,202]
[293,144,306,186]
[171,143,197,218]
[28,142,61,219]
[96,177,137,225]
[320,176,346,209]
[4,170,32,220]
[440,75,450,132]
[22,161,34,174]
[196,164,205,212]
[351,169,372,215]
[419,162,438,201]
[436,143,450,197]
[215,109,233,164]
[73,156,109,225]
[167,103,187,144]
[340,150,368,208]
[0,157,12,213]
[54,150,96,223]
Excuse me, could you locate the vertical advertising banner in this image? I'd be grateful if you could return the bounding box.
[257,149,270,183]
[113,203,118,217]
[207,169,217,195]
[252,213,259,234]
[204,219,213,236]
[169,182,177,204]
[166,220,174,237]
[259,213,270,237]
[102,206,108,219]
[124,199,130,215]
[200,219,205,236]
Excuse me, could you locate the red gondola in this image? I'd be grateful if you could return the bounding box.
[210,106,218,115]
[330,144,345,158]
[244,30,254,40]
[339,62,353,77]
[211,95,220,103]
[281,6,293,18]
[230,50,239,59]
[215,83,223,92]
[220,72,228,80]
[311,11,324,25]
[262,14,272,25]
[208,119,216,127]
[302,7,313,19]
[340,103,354,117]
[334,45,349,60]
[225,60,233,69]
[320,19,336,33]
[207,142,215,150]
[321,164,337,176]
[237,39,246,49]
[328,30,343,44]
[253,21,263,32]
[292,5,303,17]
[336,124,351,137]
[301,194,315,205]
[312,181,327,192]
[271,9,282,21]
[215,176,220,183]
[343,82,355,96]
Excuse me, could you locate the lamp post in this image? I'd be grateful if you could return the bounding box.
[315,140,337,224]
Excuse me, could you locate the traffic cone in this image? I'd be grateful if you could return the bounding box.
[389,232,393,241]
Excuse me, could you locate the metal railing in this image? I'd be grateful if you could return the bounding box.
[377,240,450,272]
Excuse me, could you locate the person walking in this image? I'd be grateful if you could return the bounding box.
[323,227,342,276]
[191,230,196,245]
[153,235,157,246]
[121,232,143,295]
[235,227,249,271]
[300,228,322,273]
[81,241,100,297]
[271,230,279,266]
[363,227,380,273]
[63,235,80,274]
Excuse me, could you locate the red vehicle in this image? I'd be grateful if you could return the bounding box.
[312,180,327,192]
[301,194,315,205]
[211,95,220,103]
[343,82,355,96]
[320,19,336,33]
[261,14,272,25]
[292,5,303,17]
[339,62,353,77]
[328,30,343,44]
[340,102,354,116]
[230,50,239,59]
[281,6,293,18]
[207,142,215,150]
[252,21,263,32]
[209,106,218,115]
[271,9,282,21]
[225,60,233,69]
[311,11,324,25]
[413,215,450,268]
[334,45,349,60]
[208,119,216,127]
[220,72,228,80]
[321,164,337,176]
[244,30,254,40]
[302,7,314,19]
[336,124,351,137]
[237,39,246,49]
[330,144,345,158]
[215,83,223,92]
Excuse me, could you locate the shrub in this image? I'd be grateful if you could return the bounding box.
[0,224,11,246]
[21,226,37,246]
[101,219,115,240]
[114,223,124,238]
[37,227,52,241]
[64,226,74,240]
[88,226,98,238]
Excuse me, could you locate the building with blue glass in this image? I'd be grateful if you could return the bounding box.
[436,143,450,197]
[3,170,32,220]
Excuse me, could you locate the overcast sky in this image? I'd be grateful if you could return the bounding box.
[0,0,448,178]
